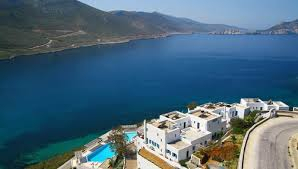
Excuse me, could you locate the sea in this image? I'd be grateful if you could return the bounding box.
[0,34,298,168]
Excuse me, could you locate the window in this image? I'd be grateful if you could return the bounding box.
[235,111,238,116]
[205,141,207,145]
[146,138,148,143]
[149,140,152,144]
[175,134,176,137]
[161,139,162,142]
[157,133,159,136]
[192,146,195,151]
[157,144,160,148]
[172,153,177,158]
[166,149,171,154]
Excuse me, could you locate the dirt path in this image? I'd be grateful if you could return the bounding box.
[29,40,53,49]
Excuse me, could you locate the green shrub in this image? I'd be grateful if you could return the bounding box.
[179,158,190,167]
[187,101,198,110]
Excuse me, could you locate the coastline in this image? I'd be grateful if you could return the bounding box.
[25,125,139,169]
[2,32,194,61]
[2,33,297,61]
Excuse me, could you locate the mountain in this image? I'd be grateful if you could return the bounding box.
[110,11,243,33]
[257,19,298,34]
[0,0,244,59]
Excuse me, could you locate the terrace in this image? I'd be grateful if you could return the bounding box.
[200,102,232,111]
[181,127,211,143]
[150,120,177,131]
[189,110,219,120]
[243,98,261,103]
[167,140,190,150]
[163,111,186,120]
[274,101,288,107]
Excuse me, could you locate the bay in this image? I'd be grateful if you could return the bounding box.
[0,34,298,168]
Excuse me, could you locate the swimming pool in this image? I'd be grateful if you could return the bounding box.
[87,143,115,163]
[125,131,137,142]
[87,131,137,163]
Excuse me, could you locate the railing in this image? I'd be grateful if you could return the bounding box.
[121,124,138,129]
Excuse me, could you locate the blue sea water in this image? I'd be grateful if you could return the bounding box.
[0,34,298,168]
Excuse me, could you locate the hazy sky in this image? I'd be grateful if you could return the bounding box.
[79,0,298,30]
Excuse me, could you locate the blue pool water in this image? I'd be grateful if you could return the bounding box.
[87,144,115,163]
[1,35,298,169]
[125,131,137,142]
[87,132,137,163]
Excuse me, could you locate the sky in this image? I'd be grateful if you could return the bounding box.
[79,0,298,30]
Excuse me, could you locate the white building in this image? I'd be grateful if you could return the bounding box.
[240,98,289,111]
[136,111,226,168]
[191,102,250,124]
[136,98,289,169]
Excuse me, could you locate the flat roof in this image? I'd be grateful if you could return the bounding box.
[150,120,176,131]
[167,140,190,150]
[162,111,186,121]
[232,103,249,109]
[201,102,232,110]
[242,98,261,102]
[189,110,219,120]
[181,127,211,142]
[273,101,288,107]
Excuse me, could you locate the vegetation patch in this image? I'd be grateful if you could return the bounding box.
[230,111,259,134]
[25,147,82,169]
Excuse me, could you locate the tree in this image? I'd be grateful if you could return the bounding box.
[107,126,128,158]
[244,110,258,126]
[231,135,237,144]
[229,118,246,134]
[187,101,198,111]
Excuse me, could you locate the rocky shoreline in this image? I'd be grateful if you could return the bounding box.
[3,32,193,61]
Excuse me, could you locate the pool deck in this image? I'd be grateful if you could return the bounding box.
[60,125,139,169]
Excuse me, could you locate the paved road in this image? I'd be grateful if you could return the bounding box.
[243,117,298,169]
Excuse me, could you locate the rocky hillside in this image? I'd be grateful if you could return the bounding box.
[258,19,298,34]
[0,0,244,59]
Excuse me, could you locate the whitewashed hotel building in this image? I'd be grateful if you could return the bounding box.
[136,98,289,169]
[136,110,226,168]
[240,98,289,111]
[191,102,250,124]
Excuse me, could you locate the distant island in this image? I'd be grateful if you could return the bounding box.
[257,19,298,35]
[0,0,297,60]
